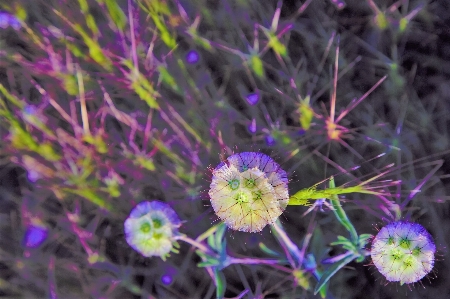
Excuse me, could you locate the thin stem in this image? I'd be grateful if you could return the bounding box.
[175,234,211,254]
[76,65,90,136]
[328,177,359,243]
[270,220,302,267]
[195,222,221,242]
[228,257,280,266]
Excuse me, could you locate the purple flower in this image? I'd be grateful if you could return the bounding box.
[245,93,259,105]
[248,119,256,134]
[0,12,8,29]
[265,135,275,146]
[0,12,21,30]
[161,274,172,285]
[186,50,199,64]
[23,105,37,116]
[27,170,40,183]
[23,224,48,248]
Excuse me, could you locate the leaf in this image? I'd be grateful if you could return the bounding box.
[213,268,226,299]
[314,253,358,295]
[258,242,281,257]
[197,257,220,268]
[158,65,181,93]
[358,234,373,247]
[249,54,264,78]
[299,98,314,131]
[103,0,127,31]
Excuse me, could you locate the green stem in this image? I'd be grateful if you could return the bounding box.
[328,177,358,243]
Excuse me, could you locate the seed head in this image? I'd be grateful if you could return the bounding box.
[371,221,436,285]
[124,201,181,259]
[209,152,289,233]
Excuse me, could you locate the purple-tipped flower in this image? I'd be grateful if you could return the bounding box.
[23,224,48,248]
[371,221,436,285]
[124,201,181,259]
[209,152,289,233]
[186,50,199,64]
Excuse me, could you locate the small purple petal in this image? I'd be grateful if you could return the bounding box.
[27,170,40,182]
[0,12,20,30]
[248,119,256,134]
[9,17,20,30]
[23,225,48,248]
[23,105,37,116]
[186,50,199,64]
[265,135,275,146]
[246,93,259,106]
[0,12,9,29]
[161,274,172,285]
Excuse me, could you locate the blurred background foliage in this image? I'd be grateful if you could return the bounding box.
[1,0,450,298]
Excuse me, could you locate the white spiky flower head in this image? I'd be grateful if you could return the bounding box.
[371,221,436,285]
[124,201,181,259]
[209,152,289,233]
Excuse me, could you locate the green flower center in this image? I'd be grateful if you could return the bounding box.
[390,248,404,260]
[152,218,163,229]
[253,190,262,200]
[412,246,422,256]
[235,190,249,203]
[140,222,151,233]
[229,179,240,190]
[399,238,411,249]
[153,232,164,239]
[403,255,414,268]
[245,178,256,188]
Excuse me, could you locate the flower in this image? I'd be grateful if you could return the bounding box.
[124,201,181,259]
[371,221,436,285]
[23,223,48,248]
[245,93,259,105]
[0,12,21,30]
[209,152,289,233]
[186,50,199,64]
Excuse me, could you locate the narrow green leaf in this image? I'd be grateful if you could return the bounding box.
[314,253,358,294]
[0,84,24,108]
[268,33,287,57]
[249,54,264,78]
[299,97,314,131]
[62,188,112,211]
[258,242,281,257]
[213,268,226,299]
[158,65,181,93]
[104,0,127,31]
